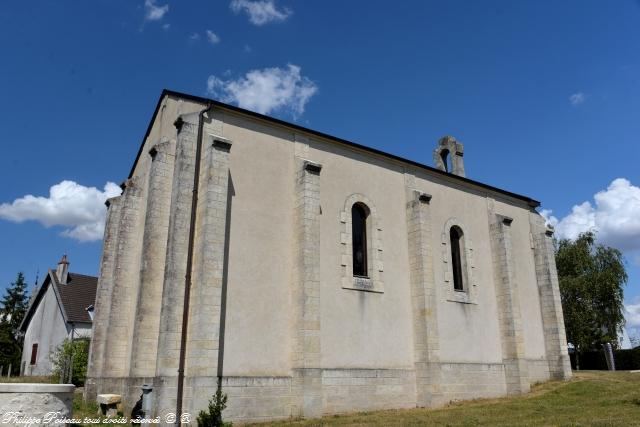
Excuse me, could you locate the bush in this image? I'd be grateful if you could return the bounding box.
[197,388,231,427]
[50,338,89,385]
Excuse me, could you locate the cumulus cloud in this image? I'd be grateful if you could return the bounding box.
[144,0,169,21]
[206,64,317,117]
[626,302,640,329]
[0,180,121,242]
[569,92,585,106]
[230,0,291,25]
[625,302,640,341]
[542,178,640,252]
[206,30,220,45]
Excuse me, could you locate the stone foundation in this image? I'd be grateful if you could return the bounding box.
[86,361,556,423]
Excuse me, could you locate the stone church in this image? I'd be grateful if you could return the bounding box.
[85,89,571,423]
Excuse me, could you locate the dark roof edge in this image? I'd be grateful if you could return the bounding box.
[127,89,540,208]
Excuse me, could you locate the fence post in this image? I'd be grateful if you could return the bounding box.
[603,343,616,371]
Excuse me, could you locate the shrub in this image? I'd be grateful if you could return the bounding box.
[197,388,231,427]
[50,338,89,385]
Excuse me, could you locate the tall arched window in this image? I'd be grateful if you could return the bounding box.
[352,203,369,277]
[450,226,465,291]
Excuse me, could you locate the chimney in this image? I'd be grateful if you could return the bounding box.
[56,254,69,284]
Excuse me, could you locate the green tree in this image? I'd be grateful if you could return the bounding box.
[197,387,230,427]
[556,232,627,368]
[0,272,29,374]
[50,338,90,385]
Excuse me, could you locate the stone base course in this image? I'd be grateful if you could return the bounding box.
[86,361,558,423]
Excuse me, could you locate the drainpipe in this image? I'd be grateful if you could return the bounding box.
[175,103,213,424]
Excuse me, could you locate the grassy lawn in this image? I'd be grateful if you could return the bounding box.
[252,371,640,427]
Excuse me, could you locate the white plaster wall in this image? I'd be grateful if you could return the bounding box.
[412,174,504,364]
[21,285,69,376]
[310,141,414,369]
[216,113,295,377]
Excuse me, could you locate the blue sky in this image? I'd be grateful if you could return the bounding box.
[0,1,639,336]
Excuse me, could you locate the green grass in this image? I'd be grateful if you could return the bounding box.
[251,371,640,427]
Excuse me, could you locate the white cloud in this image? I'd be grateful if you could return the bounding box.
[144,0,169,21]
[626,302,640,329]
[546,178,640,252]
[540,209,558,228]
[0,180,121,242]
[206,64,317,117]
[230,0,291,25]
[206,30,220,45]
[625,302,640,341]
[162,23,170,31]
[189,32,200,41]
[569,92,585,106]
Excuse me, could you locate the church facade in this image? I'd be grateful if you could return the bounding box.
[85,90,571,423]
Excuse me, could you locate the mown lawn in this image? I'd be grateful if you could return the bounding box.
[252,371,640,427]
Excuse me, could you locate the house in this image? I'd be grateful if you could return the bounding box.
[85,90,571,423]
[20,255,97,376]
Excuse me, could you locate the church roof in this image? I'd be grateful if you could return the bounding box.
[19,270,97,332]
[128,89,541,208]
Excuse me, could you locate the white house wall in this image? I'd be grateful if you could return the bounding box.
[21,285,69,376]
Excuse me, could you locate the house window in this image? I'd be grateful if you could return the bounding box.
[30,343,38,365]
[450,226,465,291]
[351,203,369,277]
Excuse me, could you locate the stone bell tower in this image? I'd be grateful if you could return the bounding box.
[433,135,465,177]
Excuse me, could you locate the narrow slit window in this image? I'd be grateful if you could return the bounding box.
[30,343,38,365]
[352,203,369,277]
[450,226,465,291]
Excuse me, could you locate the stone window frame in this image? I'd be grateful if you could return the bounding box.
[441,217,477,304]
[340,194,384,293]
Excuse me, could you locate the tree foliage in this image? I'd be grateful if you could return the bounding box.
[0,272,29,374]
[50,338,90,385]
[556,231,627,355]
[197,387,230,427]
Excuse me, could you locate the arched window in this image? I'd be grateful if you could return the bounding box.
[450,226,465,291]
[352,203,369,277]
[440,149,450,172]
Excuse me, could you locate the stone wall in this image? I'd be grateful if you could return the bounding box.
[0,383,75,427]
[439,363,507,401]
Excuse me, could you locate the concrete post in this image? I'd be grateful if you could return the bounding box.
[530,214,572,380]
[130,140,176,378]
[292,157,323,418]
[489,214,530,395]
[405,188,443,407]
